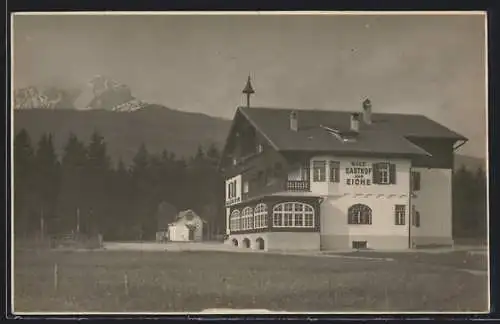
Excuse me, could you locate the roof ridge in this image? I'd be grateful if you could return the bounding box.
[238,106,427,117]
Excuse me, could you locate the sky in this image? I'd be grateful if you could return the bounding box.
[12,12,487,158]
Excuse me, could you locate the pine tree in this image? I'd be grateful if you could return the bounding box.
[13,129,35,237]
[85,131,112,236]
[474,166,487,238]
[131,143,154,240]
[58,133,87,234]
[33,133,61,235]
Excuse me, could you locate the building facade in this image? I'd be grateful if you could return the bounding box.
[168,209,205,242]
[219,97,467,252]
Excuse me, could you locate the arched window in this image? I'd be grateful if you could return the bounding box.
[254,203,268,229]
[230,209,241,231]
[241,207,254,230]
[272,202,315,228]
[348,204,372,225]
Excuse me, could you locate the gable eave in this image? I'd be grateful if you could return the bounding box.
[218,107,282,170]
[237,107,281,151]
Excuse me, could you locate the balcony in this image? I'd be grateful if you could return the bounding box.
[286,180,310,192]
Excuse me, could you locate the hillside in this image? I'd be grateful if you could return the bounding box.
[13,107,485,171]
[13,106,232,165]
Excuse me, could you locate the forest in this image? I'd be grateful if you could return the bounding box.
[13,129,225,241]
[13,129,487,242]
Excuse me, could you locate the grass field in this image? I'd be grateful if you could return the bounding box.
[13,249,488,313]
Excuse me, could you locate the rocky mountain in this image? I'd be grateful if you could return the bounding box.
[83,75,148,111]
[14,86,81,110]
[14,75,148,112]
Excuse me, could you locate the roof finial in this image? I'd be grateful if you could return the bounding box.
[242,74,255,107]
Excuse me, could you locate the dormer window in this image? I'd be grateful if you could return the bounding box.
[232,158,238,166]
[257,144,264,153]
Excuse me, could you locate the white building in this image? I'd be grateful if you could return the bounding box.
[168,209,205,242]
[219,81,467,252]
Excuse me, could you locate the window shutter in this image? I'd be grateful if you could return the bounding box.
[413,172,421,191]
[372,163,380,184]
[389,163,397,184]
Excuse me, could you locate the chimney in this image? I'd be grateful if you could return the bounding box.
[362,98,372,124]
[350,113,360,132]
[290,111,298,131]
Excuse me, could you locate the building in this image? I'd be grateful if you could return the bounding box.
[219,78,467,252]
[168,209,205,242]
[156,201,178,242]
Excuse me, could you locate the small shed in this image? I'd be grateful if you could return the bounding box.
[168,209,206,242]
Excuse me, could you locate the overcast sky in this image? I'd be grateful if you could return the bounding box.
[12,13,486,158]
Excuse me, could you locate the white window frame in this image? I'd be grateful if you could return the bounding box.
[272,202,315,228]
[312,161,326,182]
[395,205,405,226]
[241,207,253,230]
[348,204,372,225]
[230,209,240,231]
[254,203,268,229]
[379,163,390,184]
[329,160,340,183]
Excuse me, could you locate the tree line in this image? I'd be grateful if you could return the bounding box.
[452,164,487,240]
[13,129,487,242]
[13,129,225,241]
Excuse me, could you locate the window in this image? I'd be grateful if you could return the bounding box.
[352,241,368,249]
[395,205,406,225]
[348,204,372,225]
[243,181,249,194]
[373,163,396,185]
[313,161,326,182]
[301,161,310,181]
[230,210,240,231]
[379,163,390,184]
[227,180,238,199]
[411,171,421,191]
[329,161,340,183]
[241,207,253,230]
[257,144,264,153]
[254,203,268,229]
[272,202,315,228]
[412,206,421,227]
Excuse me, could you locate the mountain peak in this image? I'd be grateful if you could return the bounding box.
[14,86,81,110]
[14,76,149,112]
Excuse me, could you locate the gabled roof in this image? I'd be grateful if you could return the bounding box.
[235,106,467,157]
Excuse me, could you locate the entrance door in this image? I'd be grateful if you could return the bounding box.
[188,228,195,241]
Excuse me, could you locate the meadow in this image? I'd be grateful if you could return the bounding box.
[13,248,488,313]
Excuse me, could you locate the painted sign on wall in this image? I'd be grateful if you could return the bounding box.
[345,161,372,185]
[225,175,242,206]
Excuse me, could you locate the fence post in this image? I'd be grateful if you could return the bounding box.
[384,286,389,310]
[54,263,58,291]
[124,273,129,296]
